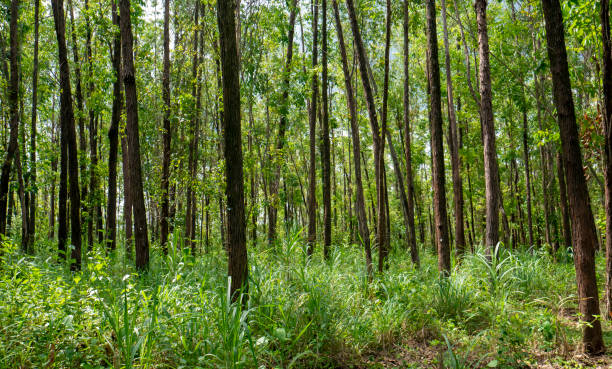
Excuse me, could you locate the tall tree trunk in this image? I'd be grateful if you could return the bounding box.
[185,0,200,253]
[84,0,97,249]
[556,150,571,250]
[122,134,133,258]
[332,0,372,278]
[440,0,465,257]
[426,0,450,273]
[542,0,605,353]
[52,0,82,270]
[120,0,149,270]
[601,0,612,321]
[106,0,121,252]
[217,0,248,302]
[269,0,298,246]
[68,0,88,214]
[475,0,501,255]
[0,0,19,237]
[403,0,419,266]
[28,0,40,248]
[160,0,171,253]
[321,0,331,259]
[345,0,387,273]
[307,0,319,256]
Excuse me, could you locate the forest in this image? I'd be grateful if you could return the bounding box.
[2,0,612,367]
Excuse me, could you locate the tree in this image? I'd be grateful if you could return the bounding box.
[52,0,82,270]
[28,0,41,249]
[426,0,450,273]
[440,0,465,257]
[601,0,612,320]
[541,0,605,354]
[217,0,248,301]
[332,0,372,277]
[0,0,20,237]
[475,0,501,254]
[403,0,419,267]
[120,0,150,270]
[106,0,122,252]
[307,0,319,256]
[345,0,387,273]
[322,0,332,259]
[160,0,172,253]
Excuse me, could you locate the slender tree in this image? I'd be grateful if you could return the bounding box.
[106,0,122,252]
[440,0,465,257]
[120,0,150,270]
[345,0,387,272]
[332,0,372,277]
[542,0,605,353]
[52,0,83,270]
[601,0,612,320]
[475,0,501,254]
[307,0,319,256]
[160,0,172,253]
[322,0,332,259]
[217,0,248,302]
[403,0,419,266]
[0,0,19,237]
[28,0,40,248]
[426,0,450,273]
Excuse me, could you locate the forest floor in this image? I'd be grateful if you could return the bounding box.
[1,232,612,368]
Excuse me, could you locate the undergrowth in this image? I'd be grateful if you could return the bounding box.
[0,234,608,368]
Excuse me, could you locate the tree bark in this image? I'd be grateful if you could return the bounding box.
[403,0,419,266]
[106,0,122,252]
[307,0,319,256]
[542,0,605,353]
[160,0,172,253]
[218,0,248,302]
[0,0,19,237]
[426,0,451,273]
[475,0,501,255]
[120,0,150,270]
[52,0,82,270]
[28,0,40,248]
[601,0,612,321]
[321,0,332,259]
[441,0,465,257]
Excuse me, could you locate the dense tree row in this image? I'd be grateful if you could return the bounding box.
[1,0,612,354]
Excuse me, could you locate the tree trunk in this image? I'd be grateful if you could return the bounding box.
[307,0,319,256]
[185,0,200,253]
[332,0,372,278]
[52,0,82,270]
[160,0,171,253]
[0,0,19,237]
[120,0,149,270]
[440,0,465,257]
[217,0,248,302]
[426,0,450,273]
[601,0,612,321]
[68,0,88,214]
[403,0,419,266]
[106,0,121,252]
[269,0,298,246]
[475,0,501,255]
[28,0,40,248]
[542,0,605,353]
[321,0,332,259]
[556,150,571,250]
[345,0,386,273]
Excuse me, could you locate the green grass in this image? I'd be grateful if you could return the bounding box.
[0,234,609,368]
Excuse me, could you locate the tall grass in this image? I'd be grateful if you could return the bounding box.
[0,233,607,368]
